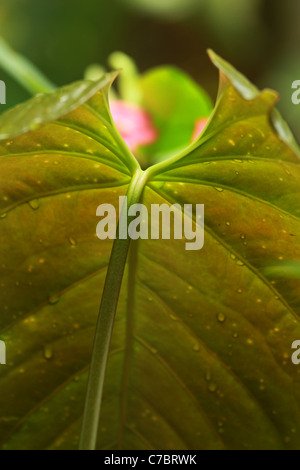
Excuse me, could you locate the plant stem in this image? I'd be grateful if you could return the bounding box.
[0,37,55,95]
[117,238,140,449]
[79,168,147,450]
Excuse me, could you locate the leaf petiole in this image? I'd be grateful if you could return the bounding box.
[79,167,148,450]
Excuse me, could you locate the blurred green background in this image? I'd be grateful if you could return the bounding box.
[0,0,299,138]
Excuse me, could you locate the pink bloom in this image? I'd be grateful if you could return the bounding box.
[110,100,158,152]
[191,117,208,142]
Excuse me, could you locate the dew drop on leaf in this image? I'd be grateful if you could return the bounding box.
[217,313,226,323]
[28,199,40,210]
[43,345,53,360]
[208,382,218,393]
[68,237,77,247]
[205,371,211,382]
[49,295,60,305]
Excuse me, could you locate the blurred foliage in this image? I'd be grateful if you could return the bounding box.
[0,0,299,138]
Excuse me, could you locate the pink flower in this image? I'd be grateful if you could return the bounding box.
[191,117,208,142]
[110,100,159,152]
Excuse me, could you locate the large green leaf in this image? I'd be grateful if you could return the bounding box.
[0,51,300,451]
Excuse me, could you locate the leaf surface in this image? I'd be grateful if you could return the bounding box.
[0,52,300,451]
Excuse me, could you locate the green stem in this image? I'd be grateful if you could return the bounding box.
[0,37,55,95]
[117,237,140,449]
[79,168,148,450]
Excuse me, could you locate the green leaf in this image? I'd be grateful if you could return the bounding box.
[139,66,213,162]
[0,51,300,451]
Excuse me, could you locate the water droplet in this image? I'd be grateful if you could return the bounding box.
[236,260,244,266]
[49,295,60,305]
[225,222,231,227]
[193,344,200,352]
[68,237,77,246]
[230,254,236,260]
[43,345,53,360]
[214,187,224,192]
[28,199,40,210]
[205,371,211,382]
[0,213,7,219]
[217,313,226,323]
[169,314,177,321]
[240,234,246,240]
[233,331,239,338]
[237,288,243,294]
[208,382,218,393]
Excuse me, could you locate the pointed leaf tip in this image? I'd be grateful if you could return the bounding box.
[207,49,300,156]
[207,49,259,100]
